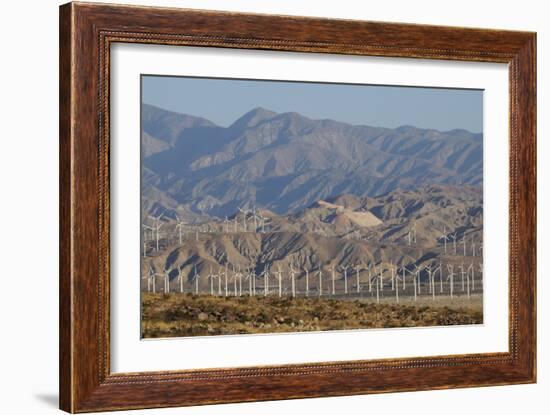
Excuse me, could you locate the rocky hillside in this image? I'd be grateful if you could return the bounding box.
[141,105,483,220]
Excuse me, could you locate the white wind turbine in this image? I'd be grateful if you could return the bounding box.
[425,263,438,301]
[354,263,362,294]
[465,263,473,299]
[148,267,159,294]
[277,266,283,298]
[340,265,349,294]
[460,262,466,292]
[440,225,449,254]
[462,234,467,256]
[193,265,200,294]
[238,207,250,232]
[367,263,374,292]
[439,261,444,293]
[245,267,254,296]
[412,264,423,298]
[376,266,383,304]
[208,267,215,295]
[143,266,154,292]
[224,263,229,296]
[260,265,270,297]
[177,267,186,293]
[142,224,153,257]
[163,267,171,293]
[317,268,323,297]
[252,206,258,231]
[304,267,310,297]
[289,265,297,298]
[260,215,271,233]
[149,213,164,252]
[174,214,186,245]
[450,232,458,255]
[446,264,456,299]
[331,265,336,296]
[217,267,223,295]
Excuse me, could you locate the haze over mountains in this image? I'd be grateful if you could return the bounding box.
[142,104,483,222]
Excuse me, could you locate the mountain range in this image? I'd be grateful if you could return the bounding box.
[142,104,483,221]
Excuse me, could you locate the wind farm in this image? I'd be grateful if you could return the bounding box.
[140,84,484,338]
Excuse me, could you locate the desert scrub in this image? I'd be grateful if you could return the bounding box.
[141,293,483,338]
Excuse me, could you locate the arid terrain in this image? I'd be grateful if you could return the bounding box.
[142,293,483,338]
[140,105,484,337]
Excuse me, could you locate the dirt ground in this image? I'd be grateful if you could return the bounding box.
[141,293,483,338]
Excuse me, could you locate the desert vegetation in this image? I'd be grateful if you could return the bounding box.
[141,293,482,338]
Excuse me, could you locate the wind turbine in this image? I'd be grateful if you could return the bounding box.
[367,263,374,292]
[277,266,283,298]
[340,265,349,294]
[232,266,238,296]
[441,225,449,254]
[238,207,250,232]
[317,269,323,297]
[209,267,214,295]
[447,264,456,299]
[143,266,154,292]
[304,268,309,297]
[178,267,185,293]
[465,263,473,299]
[163,267,171,293]
[462,234,467,256]
[460,262,466,292]
[331,266,336,296]
[148,267,158,293]
[260,265,270,297]
[245,267,254,296]
[224,263,228,296]
[472,236,476,257]
[193,265,200,294]
[174,214,186,245]
[149,213,164,252]
[354,264,362,294]
[289,265,297,298]
[376,267,382,304]
[425,263,438,301]
[142,224,152,257]
[224,216,230,233]
[439,261,444,293]
[217,267,223,295]
[252,206,258,231]
[450,233,458,255]
[413,264,423,297]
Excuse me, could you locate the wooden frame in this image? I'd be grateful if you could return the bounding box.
[59,2,536,412]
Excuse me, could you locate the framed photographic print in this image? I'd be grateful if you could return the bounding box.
[59,2,536,412]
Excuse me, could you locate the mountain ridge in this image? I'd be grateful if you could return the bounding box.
[141,105,482,219]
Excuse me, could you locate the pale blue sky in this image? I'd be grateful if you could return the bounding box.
[142,75,483,133]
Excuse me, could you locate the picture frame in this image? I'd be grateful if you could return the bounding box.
[59,2,536,412]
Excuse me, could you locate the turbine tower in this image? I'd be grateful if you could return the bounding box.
[193,265,200,295]
[148,213,164,252]
[441,225,449,254]
[354,264,362,294]
[174,214,186,245]
[340,265,349,294]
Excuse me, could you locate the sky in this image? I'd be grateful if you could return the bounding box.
[142,75,483,133]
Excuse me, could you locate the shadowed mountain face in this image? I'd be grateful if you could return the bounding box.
[142,104,483,220]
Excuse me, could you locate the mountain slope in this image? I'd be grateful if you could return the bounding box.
[142,106,483,218]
